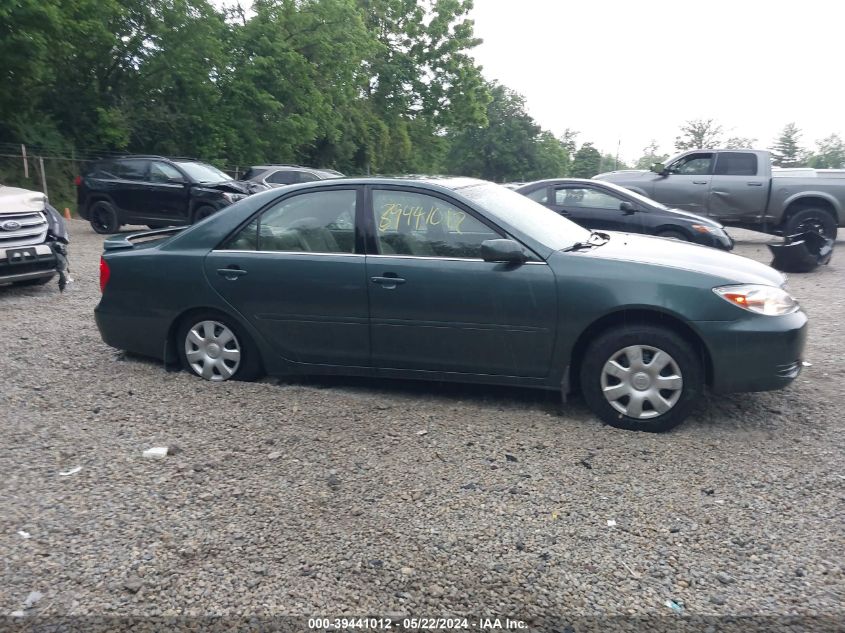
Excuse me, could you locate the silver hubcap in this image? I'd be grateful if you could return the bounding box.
[601,345,683,419]
[185,320,241,381]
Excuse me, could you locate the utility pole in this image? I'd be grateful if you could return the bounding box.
[21,144,29,178]
[615,140,621,170]
[38,156,48,198]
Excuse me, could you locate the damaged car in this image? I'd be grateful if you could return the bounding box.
[0,184,70,290]
[76,155,269,234]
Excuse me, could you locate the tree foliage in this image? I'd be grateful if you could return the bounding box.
[770,123,804,168]
[635,140,668,169]
[807,134,845,169]
[674,119,723,151]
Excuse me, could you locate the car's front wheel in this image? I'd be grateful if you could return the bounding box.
[580,324,703,432]
[177,313,262,382]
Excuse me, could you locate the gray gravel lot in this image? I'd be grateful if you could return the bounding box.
[1,221,843,628]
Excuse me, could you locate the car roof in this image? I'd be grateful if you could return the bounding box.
[283,175,487,191]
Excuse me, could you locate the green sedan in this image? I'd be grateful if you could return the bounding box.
[95,178,807,432]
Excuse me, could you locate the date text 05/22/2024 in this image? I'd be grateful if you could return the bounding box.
[308,617,527,631]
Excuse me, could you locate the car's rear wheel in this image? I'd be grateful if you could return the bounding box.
[193,206,217,223]
[783,208,837,240]
[657,229,689,241]
[177,313,262,382]
[580,325,703,432]
[90,201,121,234]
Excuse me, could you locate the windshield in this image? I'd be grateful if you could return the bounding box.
[176,161,233,184]
[459,182,591,250]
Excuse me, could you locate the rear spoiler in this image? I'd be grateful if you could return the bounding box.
[103,226,186,251]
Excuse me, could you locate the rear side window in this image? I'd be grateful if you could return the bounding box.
[115,159,150,181]
[223,190,357,253]
[88,161,118,178]
[267,170,300,185]
[714,152,758,176]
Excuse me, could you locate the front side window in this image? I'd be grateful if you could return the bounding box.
[223,190,356,253]
[714,152,758,176]
[372,189,501,259]
[525,187,548,203]
[150,161,184,183]
[555,187,624,209]
[669,153,714,175]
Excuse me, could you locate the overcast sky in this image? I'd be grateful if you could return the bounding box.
[468,0,845,162]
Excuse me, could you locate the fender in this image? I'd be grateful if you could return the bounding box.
[782,191,844,224]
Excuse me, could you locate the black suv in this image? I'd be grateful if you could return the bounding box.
[243,164,343,188]
[77,156,266,234]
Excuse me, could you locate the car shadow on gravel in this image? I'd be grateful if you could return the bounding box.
[271,374,571,417]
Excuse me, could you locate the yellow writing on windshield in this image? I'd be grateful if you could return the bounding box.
[379,203,466,233]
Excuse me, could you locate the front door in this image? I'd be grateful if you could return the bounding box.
[652,151,715,215]
[205,188,370,367]
[145,161,191,223]
[550,185,640,232]
[365,187,557,378]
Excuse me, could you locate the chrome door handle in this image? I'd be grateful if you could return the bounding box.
[371,275,406,289]
[692,180,708,185]
[217,267,247,280]
[747,182,764,186]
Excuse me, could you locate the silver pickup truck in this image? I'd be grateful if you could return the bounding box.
[594,149,845,239]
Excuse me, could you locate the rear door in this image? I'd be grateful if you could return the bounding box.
[653,152,714,215]
[364,186,557,378]
[111,159,151,219]
[708,152,768,221]
[205,187,370,367]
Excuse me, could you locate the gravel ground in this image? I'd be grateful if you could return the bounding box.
[1,221,843,630]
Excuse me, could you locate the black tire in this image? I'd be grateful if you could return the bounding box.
[176,311,262,382]
[656,229,689,241]
[192,206,217,223]
[89,201,121,234]
[13,276,53,287]
[579,324,704,432]
[783,208,838,240]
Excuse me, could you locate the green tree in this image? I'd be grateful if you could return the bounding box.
[725,136,757,149]
[807,134,845,169]
[674,119,723,151]
[634,140,668,169]
[445,82,540,182]
[570,143,602,178]
[770,123,805,167]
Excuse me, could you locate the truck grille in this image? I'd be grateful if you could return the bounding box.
[0,211,49,248]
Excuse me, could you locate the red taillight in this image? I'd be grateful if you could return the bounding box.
[74,176,82,186]
[99,256,110,293]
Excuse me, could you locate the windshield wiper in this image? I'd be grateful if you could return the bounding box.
[562,231,610,252]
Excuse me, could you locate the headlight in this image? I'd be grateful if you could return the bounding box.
[222,192,247,203]
[713,284,799,315]
[692,224,726,237]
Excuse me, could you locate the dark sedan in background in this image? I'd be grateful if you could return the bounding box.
[516,179,733,250]
[95,179,805,432]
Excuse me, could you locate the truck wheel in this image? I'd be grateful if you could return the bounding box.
[580,324,703,432]
[193,206,217,223]
[89,201,121,234]
[657,229,689,241]
[784,208,837,240]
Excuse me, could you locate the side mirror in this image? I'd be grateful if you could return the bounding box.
[650,162,666,174]
[619,201,636,214]
[481,239,527,264]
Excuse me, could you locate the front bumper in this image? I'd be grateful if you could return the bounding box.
[0,244,57,284]
[696,310,808,393]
